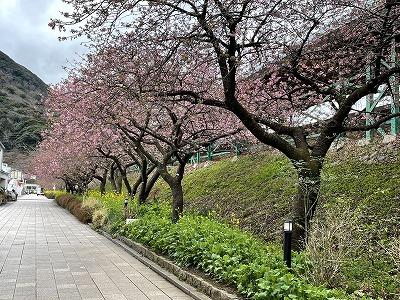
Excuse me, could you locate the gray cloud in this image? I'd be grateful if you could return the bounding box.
[0,0,86,84]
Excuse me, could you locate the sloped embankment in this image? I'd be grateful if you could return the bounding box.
[151,144,400,297]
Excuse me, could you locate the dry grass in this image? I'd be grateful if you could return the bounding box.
[305,205,362,288]
[56,194,92,223]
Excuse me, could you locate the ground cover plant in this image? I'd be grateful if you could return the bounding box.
[83,191,127,229]
[119,202,359,300]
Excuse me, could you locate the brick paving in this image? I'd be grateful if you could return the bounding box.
[0,195,194,300]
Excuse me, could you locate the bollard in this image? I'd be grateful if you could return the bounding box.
[283,219,293,268]
[124,198,128,219]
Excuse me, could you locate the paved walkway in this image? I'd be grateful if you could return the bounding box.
[0,195,194,300]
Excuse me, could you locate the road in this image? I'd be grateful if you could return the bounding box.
[0,195,194,300]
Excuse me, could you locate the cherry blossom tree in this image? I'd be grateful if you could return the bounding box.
[51,0,400,246]
[33,130,103,194]
[34,80,132,195]
[73,45,244,221]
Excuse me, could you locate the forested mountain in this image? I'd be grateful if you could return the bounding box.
[0,50,47,156]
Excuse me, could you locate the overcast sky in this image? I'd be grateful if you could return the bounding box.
[0,0,86,84]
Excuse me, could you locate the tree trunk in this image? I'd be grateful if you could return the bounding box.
[138,161,148,205]
[131,176,142,198]
[99,177,106,194]
[169,179,184,223]
[94,169,108,194]
[132,167,159,204]
[109,165,117,192]
[115,170,123,194]
[120,168,132,196]
[142,170,160,202]
[292,160,322,250]
[64,179,72,193]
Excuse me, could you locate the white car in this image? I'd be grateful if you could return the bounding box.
[37,187,45,196]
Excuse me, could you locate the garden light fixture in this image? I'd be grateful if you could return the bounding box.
[284,219,293,232]
[283,218,293,268]
[124,198,129,219]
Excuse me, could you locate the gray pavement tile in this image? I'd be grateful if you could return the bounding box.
[36,280,57,288]
[59,293,82,300]
[13,286,36,296]
[134,284,160,292]
[37,296,59,300]
[57,288,81,299]
[141,291,165,297]
[74,277,96,285]
[16,275,36,281]
[36,287,59,297]
[57,283,77,288]
[15,282,35,288]
[104,294,128,300]
[98,286,123,295]
[54,268,70,272]
[124,295,149,300]
[0,287,15,296]
[0,280,16,286]
[119,286,144,295]
[150,281,176,290]
[146,295,171,300]
[12,296,34,300]
[77,285,104,299]
[163,290,190,298]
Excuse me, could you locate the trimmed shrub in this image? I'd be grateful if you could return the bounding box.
[0,192,6,205]
[82,196,102,216]
[55,193,91,223]
[92,208,108,229]
[44,190,66,200]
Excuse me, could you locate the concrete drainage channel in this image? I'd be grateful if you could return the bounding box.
[99,231,240,300]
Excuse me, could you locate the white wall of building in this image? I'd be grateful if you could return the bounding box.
[0,142,7,188]
[0,142,4,171]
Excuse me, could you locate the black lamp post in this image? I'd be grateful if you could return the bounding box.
[124,198,128,219]
[283,219,293,268]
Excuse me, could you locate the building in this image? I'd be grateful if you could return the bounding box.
[7,168,24,195]
[10,169,23,181]
[0,142,10,189]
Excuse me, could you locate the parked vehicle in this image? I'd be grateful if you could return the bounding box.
[36,187,44,196]
[7,189,17,201]
[0,186,7,204]
[0,186,16,202]
[23,184,40,195]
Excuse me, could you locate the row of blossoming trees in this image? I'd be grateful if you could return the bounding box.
[34,0,400,247]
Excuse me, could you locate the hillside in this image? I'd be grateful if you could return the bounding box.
[0,50,47,160]
[150,142,400,298]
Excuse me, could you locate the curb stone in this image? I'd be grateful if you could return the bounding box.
[99,230,240,300]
